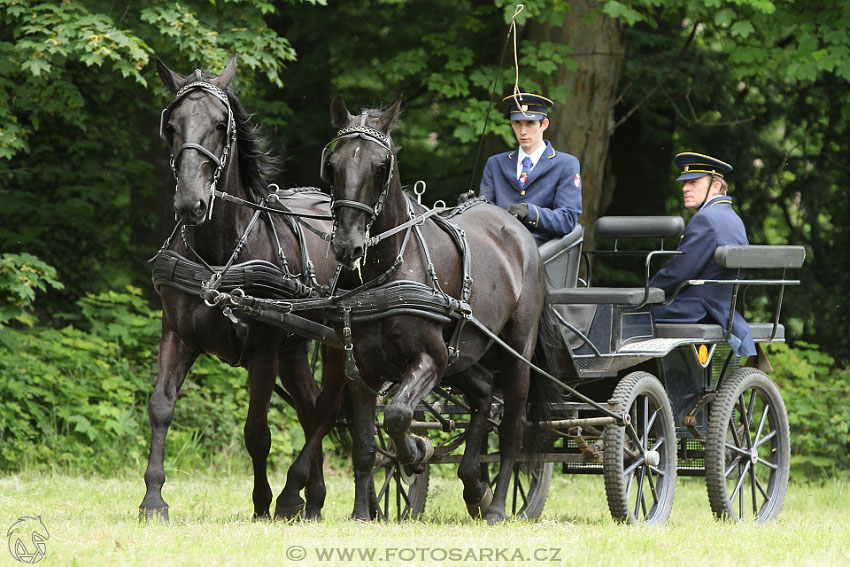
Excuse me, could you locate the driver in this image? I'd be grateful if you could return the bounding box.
[474,93,583,245]
[649,152,756,357]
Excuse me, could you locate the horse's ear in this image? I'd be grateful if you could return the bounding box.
[330,94,352,128]
[214,55,237,90]
[157,58,184,93]
[377,96,403,133]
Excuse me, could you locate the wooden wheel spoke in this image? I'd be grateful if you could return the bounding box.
[725,442,750,458]
[746,390,757,428]
[377,465,395,501]
[646,407,660,433]
[728,415,744,447]
[756,457,778,471]
[725,454,744,479]
[624,456,646,477]
[753,403,770,446]
[645,465,660,502]
[753,470,770,500]
[634,466,647,519]
[647,465,665,477]
[755,428,777,448]
[730,460,752,505]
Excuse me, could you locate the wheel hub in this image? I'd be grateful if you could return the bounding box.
[750,447,759,464]
[645,450,660,467]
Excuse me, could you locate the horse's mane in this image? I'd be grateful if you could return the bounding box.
[226,89,279,203]
[188,68,277,203]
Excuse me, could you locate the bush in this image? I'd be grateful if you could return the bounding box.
[0,282,305,475]
[766,342,850,478]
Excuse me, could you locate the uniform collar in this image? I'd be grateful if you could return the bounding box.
[699,194,733,211]
[518,143,547,167]
[507,140,555,161]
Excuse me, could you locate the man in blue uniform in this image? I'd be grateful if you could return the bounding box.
[650,152,756,357]
[477,93,583,245]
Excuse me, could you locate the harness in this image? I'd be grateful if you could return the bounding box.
[321,115,396,239]
[160,72,237,221]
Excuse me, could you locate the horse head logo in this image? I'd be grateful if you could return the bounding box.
[6,516,49,564]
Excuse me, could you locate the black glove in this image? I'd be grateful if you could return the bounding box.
[457,190,476,205]
[507,202,529,220]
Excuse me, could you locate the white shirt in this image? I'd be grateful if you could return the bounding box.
[516,144,547,180]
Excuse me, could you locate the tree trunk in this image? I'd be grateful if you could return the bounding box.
[527,2,625,248]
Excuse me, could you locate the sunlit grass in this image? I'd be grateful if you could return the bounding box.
[1,470,847,567]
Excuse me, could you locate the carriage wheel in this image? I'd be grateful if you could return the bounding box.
[368,431,429,521]
[705,367,790,523]
[603,371,677,525]
[482,459,553,519]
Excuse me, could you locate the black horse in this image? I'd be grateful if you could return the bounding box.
[324,96,560,523]
[140,58,344,522]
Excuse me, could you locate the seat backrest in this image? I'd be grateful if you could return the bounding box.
[714,245,806,269]
[594,215,685,239]
[541,224,585,289]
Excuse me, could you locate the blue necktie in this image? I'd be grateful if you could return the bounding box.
[519,156,532,185]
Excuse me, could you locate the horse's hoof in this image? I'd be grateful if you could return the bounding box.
[274,501,305,520]
[349,512,373,523]
[466,485,493,520]
[303,510,322,522]
[304,503,323,521]
[139,507,169,524]
[485,510,508,525]
[253,511,272,522]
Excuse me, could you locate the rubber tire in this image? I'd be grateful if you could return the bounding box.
[369,453,429,521]
[705,367,790,523]
[603,371,677,525]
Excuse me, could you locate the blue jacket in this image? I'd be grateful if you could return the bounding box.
[650,195,756,357]
[480,140,582,245]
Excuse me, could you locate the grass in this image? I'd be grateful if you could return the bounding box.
[1,468,848,567]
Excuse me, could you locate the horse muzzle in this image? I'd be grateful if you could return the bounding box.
[173,190,210,226]
[331,232,365,270]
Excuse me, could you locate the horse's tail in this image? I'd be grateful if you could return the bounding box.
[525,289,571,457]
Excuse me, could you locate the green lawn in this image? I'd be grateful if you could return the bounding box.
[1,470,847,567]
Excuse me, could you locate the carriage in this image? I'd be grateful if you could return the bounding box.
[143,59,804,526]
[367,217,804,525]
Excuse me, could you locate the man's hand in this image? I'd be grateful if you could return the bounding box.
[507,203,528,220]
[457,190,476,205]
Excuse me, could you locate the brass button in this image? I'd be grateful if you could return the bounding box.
[520,190,526,195]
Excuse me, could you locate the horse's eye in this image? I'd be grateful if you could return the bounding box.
[216,122,226,132]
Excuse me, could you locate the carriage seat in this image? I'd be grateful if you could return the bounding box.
[541,224,585,289]
[655,322,785,342]
[549,286,665,307]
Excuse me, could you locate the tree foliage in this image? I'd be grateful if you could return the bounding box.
[2,0,850,475]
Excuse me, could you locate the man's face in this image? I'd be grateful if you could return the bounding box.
[682,175,720,209]
[511,117,548,153]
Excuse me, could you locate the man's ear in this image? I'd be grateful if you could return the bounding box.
[540,117,550,132]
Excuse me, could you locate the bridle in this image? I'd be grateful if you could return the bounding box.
[321,115,396,234]
[160,71,237,221]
